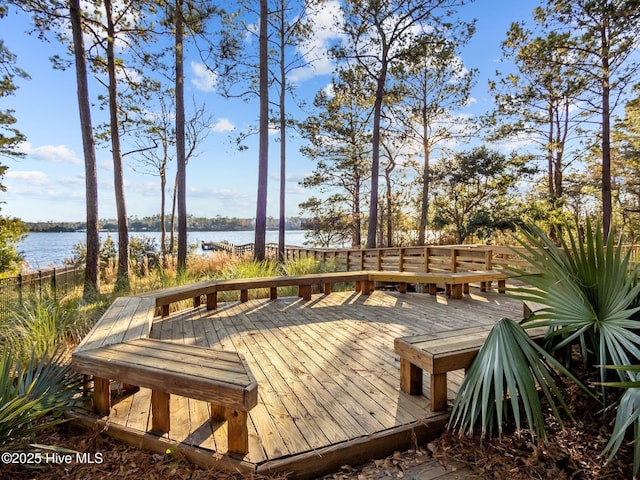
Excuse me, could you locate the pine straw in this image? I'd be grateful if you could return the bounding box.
[4,382,635,480]
[3,424,287,480]
[428,382,634,480]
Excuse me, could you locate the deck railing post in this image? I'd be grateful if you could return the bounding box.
[424,247,429,273]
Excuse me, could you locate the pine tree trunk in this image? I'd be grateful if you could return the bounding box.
[69,0,99,299]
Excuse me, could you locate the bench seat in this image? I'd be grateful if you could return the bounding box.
[369,270,507,298]
[72,337,258,455]
[394,325,547,411]
[150,272,372,316]
[74,296,156,352]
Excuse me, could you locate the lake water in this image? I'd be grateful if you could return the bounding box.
[18,230,310,269]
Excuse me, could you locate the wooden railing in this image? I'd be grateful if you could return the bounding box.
[281,244,640,273]
[283,245,498,273]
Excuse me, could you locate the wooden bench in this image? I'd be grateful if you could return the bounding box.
[71,294,259,456]
[523,299,546,317]
[211,271,371,306]
[73,338,257,455]
[74,296,157,352]
[151,271,372,317]
[394,325,547,411]
[369,270,507,299]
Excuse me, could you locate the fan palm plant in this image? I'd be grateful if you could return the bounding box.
[449,219,640,455]
[511,220,640,391]
[0,345,81,448]
[448,317,579,438]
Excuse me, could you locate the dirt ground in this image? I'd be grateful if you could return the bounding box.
[2,383,634,480]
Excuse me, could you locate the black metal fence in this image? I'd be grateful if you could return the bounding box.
[0,266,83,320]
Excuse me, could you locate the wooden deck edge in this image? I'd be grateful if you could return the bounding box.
[256,414,450,480]
[64,410,256,475]
[63,409,451,480]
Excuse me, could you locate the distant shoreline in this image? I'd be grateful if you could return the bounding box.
[24,217,307,233]
[19,230,311,268]
[26,228,305,233]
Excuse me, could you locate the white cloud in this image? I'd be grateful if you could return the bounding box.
[211,118,235,133]
[288,0,344,83]
[18,143,82,165]
[98,159,114,172]
[191,62,218,92]
[269,172,309,182]
[323,82,335,98]
[5,170,51,186]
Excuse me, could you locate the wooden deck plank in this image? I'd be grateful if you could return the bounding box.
[158,315,192,444]
[123,387,152,432]
[220,304,330,450]
[248,308,371,444]
[280,308,409,430]
[295,304,432,424]
[180,310,216,452]
[214,304,309,459]
[242,305,377,442]
[93,289,524,475]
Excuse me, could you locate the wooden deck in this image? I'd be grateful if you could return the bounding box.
[76,289,523,479]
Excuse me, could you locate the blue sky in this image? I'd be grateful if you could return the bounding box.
[1,0,540,223]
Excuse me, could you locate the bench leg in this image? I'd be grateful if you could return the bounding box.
[298,285,312,301]
[227,409,249,456]
[211,405,249,455]
[498,279,506,294]
[399,282,407,294]
[93,377,111,415]
[399,358,422,395]
[270,287,278,300]
[151,390,170,434]
[206,292,217,310]
[428,284,437,295]
[430,373,448,412]
[82,374,91,397]
[193,295,201,309]
[323,282,332,295]
[210,404,227,421]
[161,304,170,318]
[240,289,248,302]
[463,283,470,295]
[450,284,463,299]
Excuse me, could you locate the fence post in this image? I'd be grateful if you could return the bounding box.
[52,267,57,301]
[18,272,23,305]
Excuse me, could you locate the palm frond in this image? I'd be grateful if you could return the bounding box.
[507,220,640,387]
[602,387,640,478]
[448,317,581,439]
[0,346,82,448]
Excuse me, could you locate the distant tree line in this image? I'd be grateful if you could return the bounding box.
[24,215,307,233]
